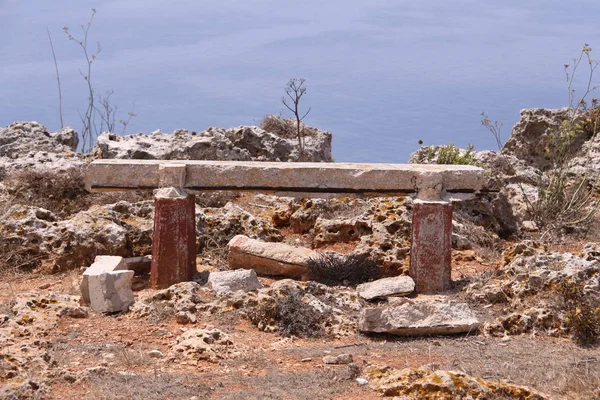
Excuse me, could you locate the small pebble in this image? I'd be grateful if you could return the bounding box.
[148,350,164,358]
[356,378,369,386]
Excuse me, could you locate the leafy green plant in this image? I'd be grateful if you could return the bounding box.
[436,143,481,166]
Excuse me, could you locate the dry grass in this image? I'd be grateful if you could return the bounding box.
[247,290,327,338]
[83,372,212,400]
[2,167,150,218]
[260,115,320,140]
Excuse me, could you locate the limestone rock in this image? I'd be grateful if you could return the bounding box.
[197,203,282,261]
[81,255,128,305]
[0,293,86,399]
[0,121,78,157]
[366,364,550,399]
[92,125,333,162]
[502,108,577,170]
[359,298,480,335]
[88,270,135,313]
[169,328,242,362]
[130,282,204,320]
[0,201,153,272]
[207,269,263,295]
[323,354,353,364]
[356,276,415,300]
[227,235,318,278]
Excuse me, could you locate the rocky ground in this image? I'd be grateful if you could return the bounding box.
[1,113,600,399]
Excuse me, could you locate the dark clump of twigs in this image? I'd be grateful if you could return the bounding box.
[306,252,381,286]
[247,290,326,338]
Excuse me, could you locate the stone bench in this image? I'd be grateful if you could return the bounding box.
[85,160,484,292]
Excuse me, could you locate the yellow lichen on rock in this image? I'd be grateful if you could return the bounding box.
[366,365,550,399]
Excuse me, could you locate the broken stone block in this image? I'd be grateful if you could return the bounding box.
[358,298,480,336]
[81,256,127,305]
[207,269,263,295]
[88,270,135,313]
[356,276,415,301]
[227,235,318,278]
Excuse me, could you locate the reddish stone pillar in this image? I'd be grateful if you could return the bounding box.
[150,188,197,289]
[409,200,453,293]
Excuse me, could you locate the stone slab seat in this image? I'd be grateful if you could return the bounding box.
[84,160,484,292]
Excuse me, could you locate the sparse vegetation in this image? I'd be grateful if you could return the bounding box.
[59,9,135,152]
[2,167,149,218]
[281,78,312,160]
[247,290,327,338]
[306,252,381,286]
[482,44,600,234]
[559,279,600,346]
[426,143,481,166]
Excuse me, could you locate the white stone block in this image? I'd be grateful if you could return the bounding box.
[81,256,127,305]
[88,270,135,314]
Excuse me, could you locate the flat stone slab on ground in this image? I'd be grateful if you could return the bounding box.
[359,298,480,336]
[227,235,318,278]
[356,276,415,300]
[207,269,263,295]
[88,270,135,314]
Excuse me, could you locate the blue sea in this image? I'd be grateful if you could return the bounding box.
[1,0,599,162]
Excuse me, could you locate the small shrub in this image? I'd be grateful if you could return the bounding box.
[306,252,381,286]
[3,167,150,218]
[260,114,318,140]
[559,279,600,346]
[247,290,326,338]
[0,240,43,276]
[435,143,481,166]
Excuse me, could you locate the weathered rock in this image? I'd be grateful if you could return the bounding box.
[197,203,283,263]
[0,201,154,272]
[468,244,600,337]
[0,293,87,399]
[502,108,579,170]
[81,255,128,305]
[130,282,204,321]
[88,270,135,313]
[359,298,480,335]
[207,269,263,295]
[202,279,361,337]
[323,354,353,364]
[356,276,415,300]
[227,235,318,278]
[92,125,333,162]
[0,121,78,157]
[313,217,372,246]
[366,364,550,399]
[168,327,242,362]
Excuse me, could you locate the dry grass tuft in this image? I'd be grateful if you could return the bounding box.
[2,167,150,218]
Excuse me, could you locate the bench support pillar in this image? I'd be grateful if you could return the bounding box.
[150,187,196,289]
[409,200,452,293]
